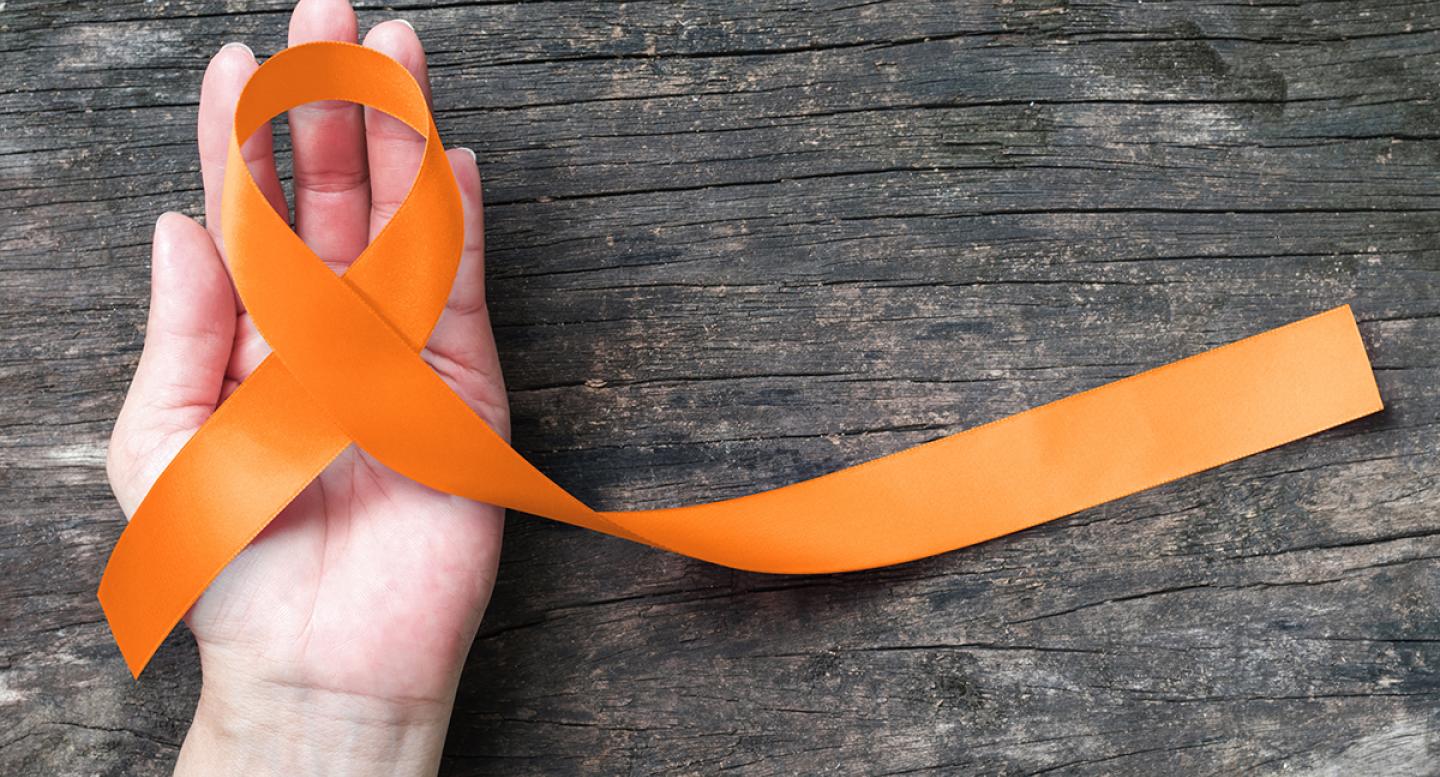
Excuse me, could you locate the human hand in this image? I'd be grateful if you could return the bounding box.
[104,1,504,773]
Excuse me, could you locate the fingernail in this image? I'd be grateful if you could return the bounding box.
[220,41,254,58]
[394,19,415,32]
[151,213,181,284]
[458,147,476,162]
[153,211,181,239]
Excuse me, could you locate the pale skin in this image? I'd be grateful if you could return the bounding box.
[104,0,505,773]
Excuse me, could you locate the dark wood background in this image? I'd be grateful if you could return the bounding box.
[3,1,1438,774]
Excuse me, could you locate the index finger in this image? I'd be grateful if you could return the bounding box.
[197,42,289,258]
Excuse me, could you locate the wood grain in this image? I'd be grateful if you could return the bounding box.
[2,1,1437,774]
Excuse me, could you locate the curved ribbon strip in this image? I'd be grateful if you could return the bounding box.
[98,41,1384,677]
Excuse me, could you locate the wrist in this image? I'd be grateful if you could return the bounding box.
[176,660,455,776]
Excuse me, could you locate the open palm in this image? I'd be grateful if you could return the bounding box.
[106,0,504,709]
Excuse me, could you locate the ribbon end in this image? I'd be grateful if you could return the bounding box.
[1331,303,1386,417]
[97,581,162,680]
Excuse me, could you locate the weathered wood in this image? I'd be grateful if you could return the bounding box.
[2,1,1437,774]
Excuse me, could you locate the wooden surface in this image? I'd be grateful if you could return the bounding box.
[3,1,1439,774]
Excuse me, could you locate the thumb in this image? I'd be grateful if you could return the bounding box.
[107,212,236,516]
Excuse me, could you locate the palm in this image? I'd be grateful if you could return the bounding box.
[106,0,505,704]
[190,445,501,701]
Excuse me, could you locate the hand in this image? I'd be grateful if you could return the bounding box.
[104,1,505,773]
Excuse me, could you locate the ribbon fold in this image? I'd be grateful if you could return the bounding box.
[98,42,1384,677]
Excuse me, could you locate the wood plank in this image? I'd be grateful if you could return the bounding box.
[2,1,1436,774]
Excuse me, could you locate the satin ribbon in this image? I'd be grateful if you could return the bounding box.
[98,41,1384,677]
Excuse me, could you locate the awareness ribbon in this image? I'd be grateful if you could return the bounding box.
[98,42,1385,677]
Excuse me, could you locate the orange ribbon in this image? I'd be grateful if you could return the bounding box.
[98,42,1385,677]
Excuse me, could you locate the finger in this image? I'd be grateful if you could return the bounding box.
[197,42,288,260]
[288,0,370,270]
[423,148,509,440]
[108,213,236,516]
[362,19,431,239]
[223,313,272,397]
[436,148,487,334]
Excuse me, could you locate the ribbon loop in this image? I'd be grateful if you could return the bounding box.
[99,41,1384,678]
[227,42,455,350]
